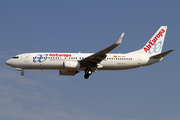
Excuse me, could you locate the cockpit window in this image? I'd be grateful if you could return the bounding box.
[12,56,19,59]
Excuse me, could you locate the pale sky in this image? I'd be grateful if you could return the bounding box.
[0,1,179,120]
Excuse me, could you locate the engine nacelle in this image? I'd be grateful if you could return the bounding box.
[59,70,78,76]
[64,61,80,69]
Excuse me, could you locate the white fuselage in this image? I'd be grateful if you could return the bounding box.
[6,52,160,71]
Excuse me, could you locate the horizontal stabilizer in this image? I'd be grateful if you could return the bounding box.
[150,50,174,59]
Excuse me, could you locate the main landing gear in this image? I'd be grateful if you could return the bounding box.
[84,67,92,79]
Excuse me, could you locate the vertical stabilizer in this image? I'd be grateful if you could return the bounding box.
[142,26,167,56]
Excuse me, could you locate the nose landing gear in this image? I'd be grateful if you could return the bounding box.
[15,68,24,76]
[21,71,24,76]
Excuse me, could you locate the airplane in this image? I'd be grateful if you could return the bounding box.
[6,26,173,79]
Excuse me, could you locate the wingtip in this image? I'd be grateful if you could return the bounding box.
[116,33,125,44]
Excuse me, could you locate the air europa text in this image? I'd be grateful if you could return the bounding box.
[49,53,72,57]
[143,29,165,53]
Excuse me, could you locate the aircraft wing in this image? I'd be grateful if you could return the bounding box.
[80,33,124,67]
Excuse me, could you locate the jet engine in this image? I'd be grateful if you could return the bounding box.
[59,70,78,76]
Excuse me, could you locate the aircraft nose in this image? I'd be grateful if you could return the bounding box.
[5,59,12,66]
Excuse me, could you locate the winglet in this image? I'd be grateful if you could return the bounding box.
[116,33,124,44]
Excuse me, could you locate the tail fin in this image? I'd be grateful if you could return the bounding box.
[143,26,167,56]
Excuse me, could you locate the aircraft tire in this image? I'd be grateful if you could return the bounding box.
[84,74,89,79]
[21,72,24,76]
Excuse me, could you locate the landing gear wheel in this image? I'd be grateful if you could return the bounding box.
[84,67,92,79]
[21,72,24,76]
[84,74,89,79]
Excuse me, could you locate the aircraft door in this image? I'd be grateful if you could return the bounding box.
[137,55,141,64]
[24,55,29,62]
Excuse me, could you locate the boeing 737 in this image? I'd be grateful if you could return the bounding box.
[6,26,173,79]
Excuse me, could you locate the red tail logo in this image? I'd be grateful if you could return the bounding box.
[143,29,165,53]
